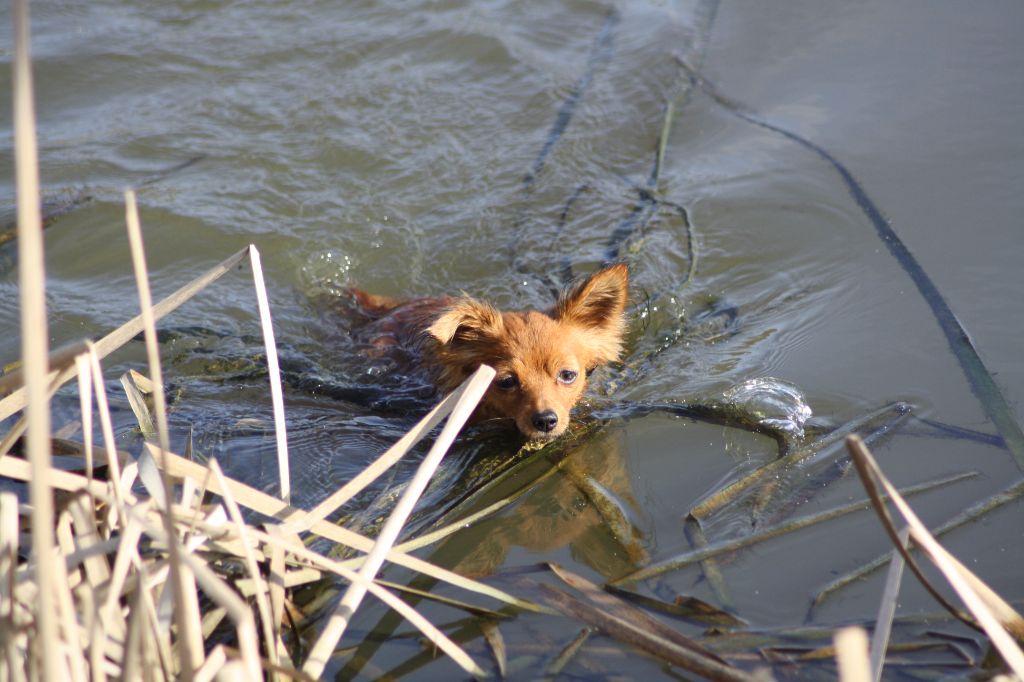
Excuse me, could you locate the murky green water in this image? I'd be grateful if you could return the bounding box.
[2,0,1023,678]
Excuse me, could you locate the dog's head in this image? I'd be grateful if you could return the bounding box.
[427,264,628,440]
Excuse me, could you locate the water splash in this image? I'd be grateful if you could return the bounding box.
[300,249,356,298]
[721,377,813,440]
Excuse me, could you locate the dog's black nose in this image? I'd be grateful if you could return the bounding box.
[532,410,558,433]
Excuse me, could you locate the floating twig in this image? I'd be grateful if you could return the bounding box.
[542,627,594,679]
[870,527,909,682]
[613,470,972,586]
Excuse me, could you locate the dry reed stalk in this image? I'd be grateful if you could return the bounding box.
[124,189,204,677]
[117,486,484,677]
[0,369,73,459]
[814,475,1024,608]
[208,458,285,674]
[869,526,909,681]
[248,246,291,504]
[481,621,507,678]
[87,344,131,528]
[266,527,288,647]
[370,579,507,619]
[834,627,870,682]
[848,435,1024,676]
[0,339,89,398]
[302,364,495,678]
[120,370,157,438]
[11,0,63,674]
[0,492,21,682]
[193,645,227,682]
[74,356,97,518]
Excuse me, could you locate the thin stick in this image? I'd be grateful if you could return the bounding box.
[870,527,909,682]
[683,517,734,610]
[689,402,909,521]
[651,99,675,189]
[124,189,203,677]
[248,246,290,503]
[11,0,64,678]
[692,71,1024,473]
[74,356,96,517]
[87,344,129,528]
[544,628,593,679]
[302,365,495,678]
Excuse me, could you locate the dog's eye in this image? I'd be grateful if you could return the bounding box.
[557,369,578,385]
[496,375,519,391]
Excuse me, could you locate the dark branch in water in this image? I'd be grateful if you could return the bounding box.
[521,10,620,190]
[136,154,206,187]
[0,155,206,248]
[510,8,620,283]
[681,64,1024,473]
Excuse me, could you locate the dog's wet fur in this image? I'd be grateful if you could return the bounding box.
[348,264,629,440]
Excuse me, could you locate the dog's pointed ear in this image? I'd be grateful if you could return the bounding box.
[555,264,629,363]
[556,264,628,328]
[428,298,504,348]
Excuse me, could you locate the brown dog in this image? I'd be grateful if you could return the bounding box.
[349,264,629,440]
